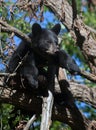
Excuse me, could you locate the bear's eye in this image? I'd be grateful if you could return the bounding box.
[46,40,52,43]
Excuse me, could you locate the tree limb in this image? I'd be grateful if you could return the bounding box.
[0,19,31,43]
[80,70,96,83]
[1,66,96,130]
[40,91,54,130]
[85,25,96,34]
[0,77,93,130]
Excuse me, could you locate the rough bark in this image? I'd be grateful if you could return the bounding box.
[1,78,96,109]
[0,79,89,130]
[0,74,96,130]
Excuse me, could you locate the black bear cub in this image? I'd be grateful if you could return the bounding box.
[5,23,80,89]
[5,23,61,89]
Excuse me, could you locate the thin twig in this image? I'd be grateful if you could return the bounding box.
[0,73,16,77]
[24,115,36,130]
[6,52,29,83]
[0,24,3,54]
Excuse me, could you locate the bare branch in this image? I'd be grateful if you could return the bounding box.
[1,75,96,108]
[24,115,36,130]
[80,70,96,83]
[0,24,3,54]
[0,79,92,130]
[69,82,96,109]
[0,63,96,129]
[1,68,96,129]
[40,91,54,130]
[0,72,16,76]
[0,19,31,43]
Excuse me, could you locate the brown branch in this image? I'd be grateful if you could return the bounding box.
[85,25,96,34]
[0,83,90,130]
[69,82,96,109]
[80,70,96,83]
[0,20,31,43]
[56,67,87,129]
[55,77,96,110]
[55,78,96,109]
[0,66,96,129]
[1,76,96,109]
[40,91,54,130]
[1,67,96,130]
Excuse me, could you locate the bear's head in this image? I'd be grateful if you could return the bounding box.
[31,23,61,54]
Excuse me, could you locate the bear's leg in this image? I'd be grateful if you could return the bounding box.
[55,50,80,75]
[47,64,57,93]
[20,52,38,89]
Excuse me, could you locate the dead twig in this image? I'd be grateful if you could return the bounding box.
[0,72,16,77]
[6,52,29,83]
[24,115,36,130]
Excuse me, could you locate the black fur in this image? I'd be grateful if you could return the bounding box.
[55,50,80,74]
[5,23,61,89]
[5,23,80,90]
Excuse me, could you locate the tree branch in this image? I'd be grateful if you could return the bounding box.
[0,19,31,43]
[0,80,90,130]
[85,25,96,34]
[80,70,96,83]
[1,66,96,130]
[40,91,54,130]
[69,81,96,109]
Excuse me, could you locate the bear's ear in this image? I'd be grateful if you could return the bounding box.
[51,24,61,35]
[32,23,42,36]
